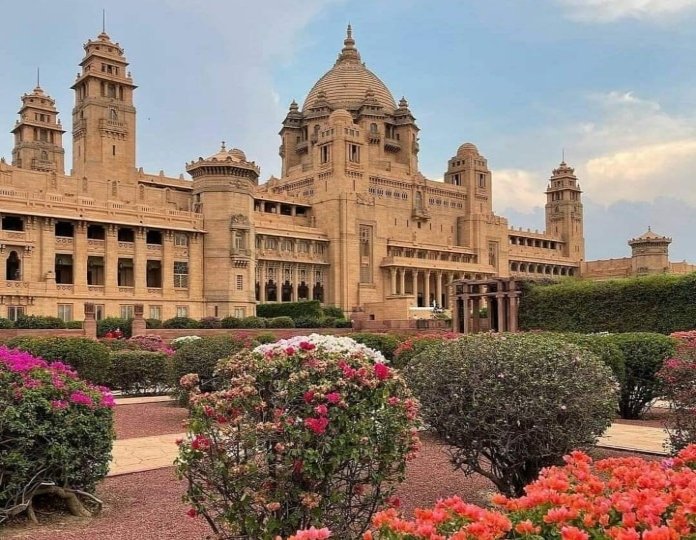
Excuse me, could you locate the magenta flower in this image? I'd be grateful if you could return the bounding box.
[69,390,94,407]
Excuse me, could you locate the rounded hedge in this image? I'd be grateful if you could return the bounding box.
[14,314,65,329]
[109,350,171,395]
[265,316,295,328]
[405,333,617,497]
[0,347,114,522]
[0,317,13,329]
[97,317,132,338]
[162,316,201,329]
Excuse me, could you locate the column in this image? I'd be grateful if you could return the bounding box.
[496,293,505,333]
[73,222,87,294]
[189,233,204,304]
[134,227,146,295]
[424,270,431,306]
[412,269,418,299]
[292,264,299,302]
[104,224,118,295]
[162,231,174,297]
[40,217,56,289]
[399,268,406,296]
[461,292,469,334]
[435,271,443,308]
[389,267,397,295]
[472,296,480,333]
[509,294,519,332]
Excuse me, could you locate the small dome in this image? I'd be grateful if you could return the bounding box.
[229,148,246,161]
[328,109,354,123]
[636,227,667,241]
[206,142,246,163]
[457,143,479,157]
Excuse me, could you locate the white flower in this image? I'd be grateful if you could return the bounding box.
[253,333,387,364]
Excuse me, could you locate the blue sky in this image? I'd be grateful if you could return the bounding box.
[1,0,696,261]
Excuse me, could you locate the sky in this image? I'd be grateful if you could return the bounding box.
[1,0,696,261]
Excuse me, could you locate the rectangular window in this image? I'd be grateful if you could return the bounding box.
[348,143,360,163]
[174,261,189,288]
[234,307,246,318]
[146,260,162,288]
[57,304,73,322]
[55,254,74,284]
[87,256,105,285]
[174,233,188,247]
[7,306,25,322]
[478,173,486,188]
[236,275,243,290]
[176,305,189,318]
[120,305,134,319]
[94,304,105,321]
[320,144,331,164]
[149,305,162,320]
[117,258,134,287]
[233,231,245,249]
[359,225,373,283]
[452,173,461,186]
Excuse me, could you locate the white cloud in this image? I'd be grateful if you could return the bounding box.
[492,169,547,215]
[557,0,696,22]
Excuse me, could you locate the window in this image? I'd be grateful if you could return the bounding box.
[120,305,134,319]
[6,251,21,281]
[146,260,162,288]
[117,258,134,287]
[7,306,25,322]
[320,144,331,164]
[265,237,277,250]
[109,108,118,121]
[57,304,73,322]
[118,227,135,242]
[359,225,373,283]
[55,221,74,237]
[236,275,243,290]
[452,173,461,186]
[478,173,486,188]
[149,305,162,320]
[3,216,26,232]
[94,304,105,321]
[233,231,245,250]
[174,261,189,288]
[174,233,188,247]
[176,306,189,318]
[87,224,105,239]
[348,143,360,163]
[233,307,246,318]
[87,256,105,285]
[146,230,162,245]
[55,254,74,284]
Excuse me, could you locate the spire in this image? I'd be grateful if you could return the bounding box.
[36,67,40,89]
[221,140,226,151]
[336,23,361,64]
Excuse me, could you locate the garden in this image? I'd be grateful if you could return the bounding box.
[2,293,696,539]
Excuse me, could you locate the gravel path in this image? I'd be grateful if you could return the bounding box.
[114,402,188,440]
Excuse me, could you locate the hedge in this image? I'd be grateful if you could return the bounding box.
[256,300,322,320]
[98,317,133,338]
[162,317,201,329]
[351,333,403,363]
[518,273,696,334]
[14,314,65,329]
[109,350,171,395]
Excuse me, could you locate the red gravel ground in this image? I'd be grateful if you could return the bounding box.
[114,401,188,439]
[613,406,673,429]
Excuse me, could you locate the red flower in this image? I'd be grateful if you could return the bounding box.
[186,507,198,518]
[285,346,296,355]
[314,404,329,416]
[325,392,341,404]
[304,416,329,435]
[191,435,211,451]
[299,341,316,351]
[303,390,315,403]
[374,363,390,380]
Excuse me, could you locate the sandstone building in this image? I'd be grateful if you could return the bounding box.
[0,26,587,323]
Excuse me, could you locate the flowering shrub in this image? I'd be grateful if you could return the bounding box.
[393,332,458,368]
[170,335,203,349]
[176,334,420,539]
[0,346,114,523]
[364,444,696,539]
[128,334,175,356]
[405,333,617,496]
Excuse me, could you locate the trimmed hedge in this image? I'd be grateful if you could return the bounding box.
[109,350,171,395]
[97,317,132,338]
[321,305,345,318]
[5,336,112,385]
[199,317,222,329]
[0,318,13,329]
[256,300,322,320]
[265,316,295,328]
[14,314,65,329]
[162,317,201,329]
[519,273,696,334]
[294,315,323,328]
[351,333,403,363]
[146,318,163,329]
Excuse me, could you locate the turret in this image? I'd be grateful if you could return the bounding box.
[545,161,584,260]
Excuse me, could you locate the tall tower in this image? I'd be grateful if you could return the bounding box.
[545,161,584,260]
[11,85,65,174]
[71,31,137,181]
[628,228,671,275]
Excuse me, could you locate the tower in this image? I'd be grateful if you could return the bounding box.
[71,30,137,181]
[628,228,671,275]
[11,84,65,174]
[545,161,584,260]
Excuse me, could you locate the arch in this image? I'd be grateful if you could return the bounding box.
[6,251,20,281]
[510,262,518,272]
[265,279,277,302]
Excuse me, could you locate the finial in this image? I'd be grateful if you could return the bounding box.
[648,225,651,232]
[347,23,352,39]
[562,147,565,163]
[221,141,226,151]
[36,67,40,88]
[102,8,106,33]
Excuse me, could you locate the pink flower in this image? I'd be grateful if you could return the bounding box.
[186,507,198,518]
[304,416,329,435]
[299,341,316,351]
[191,435,211,451]
[285,346,296,355]
[314,404,329,416]
[374,363,390,381]
[325,392,341,404]
[50,399,68,410]
[69,390,93,407]
[288,527,331,540]
[303,390,315,403]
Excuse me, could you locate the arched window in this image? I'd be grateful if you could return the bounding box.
[370,123,378,133]
[109,108,118,121]
[6,251,21,281]
[41,150,48,161]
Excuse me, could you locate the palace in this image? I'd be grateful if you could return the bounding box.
[0,26,587,324]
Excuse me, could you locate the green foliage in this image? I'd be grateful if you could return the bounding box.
[239,316,266,328]
[0,347,114,523]
[606,332,676,419]
[14,314,65,329]
[334,318,353,328]
[220,316,242,328]
[265,316,295,328]
[97,317,132,338]
[658,336,696,453]
[351,333,403,363]
[519,273,696,334]
[5,336,112,386]
[405,333,617,497]
[171,335,247,394]
[146,318,162,329]
[162,316,201,329]
[558,333,626,385]
[321,305,345,319]
[65,320,84,329]
[294,315,323,328]
[0,318,13,329]
[176,335,419,538]
[199,317,222,329]
[320,316,337,328]
[252,332,277,344]
[393,333,458,369]
[256,300,323,320]
[108,350,172,395]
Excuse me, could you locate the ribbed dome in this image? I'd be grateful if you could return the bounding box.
[457,143,479,157]
[302,25,396,113]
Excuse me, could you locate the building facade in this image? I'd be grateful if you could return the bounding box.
[0,26,587,323]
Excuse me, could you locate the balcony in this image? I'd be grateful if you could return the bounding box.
[118,241,134,252]
[380,256,485,274]
[384,137,401,152]
[146,244,163,254]
[88,285,105,294]
[0,229,27,243]
[56,236,74,248]
[118,286,134,295]
[87,239,105,251]
[295,140,309,154]
[147,288,163,296]
[57,284,74,294]
[99,118,128,134]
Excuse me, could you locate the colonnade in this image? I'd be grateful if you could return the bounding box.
[386,268,477,308]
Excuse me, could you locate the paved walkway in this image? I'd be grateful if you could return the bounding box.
[107,422,670,477]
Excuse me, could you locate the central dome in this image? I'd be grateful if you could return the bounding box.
[302,25,397,113]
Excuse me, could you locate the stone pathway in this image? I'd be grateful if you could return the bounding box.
[598,424,668,455]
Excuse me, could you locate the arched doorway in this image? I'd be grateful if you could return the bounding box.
[6,251,20,280]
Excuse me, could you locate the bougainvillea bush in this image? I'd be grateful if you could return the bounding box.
[176,334,420,539]
[405,333,617,497]
[658,330,696,453]
[363,444,696,539]
[0,346,114,524]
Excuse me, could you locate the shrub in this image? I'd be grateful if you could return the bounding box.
[334,318,353,328]
[393,332,458,369]
[239,316,266,328]
[405,333,617,497]
[146,318,162,329]
[320,316,337,328]
[558,332,626,385]
[0,347,114,523]
[98,337,134,351]
[364,444,696,539]
[0,317,13,329]
[170,335,202,350]
[321,305,344,319]
[351,333,403,363]
[256,300,323,320]
[659,332,696,452]
[108,350,172,395]
[294,315,323,328]
[176,334,420,538]
[266,316,295,328]
[128,334,174,355]
[252,331,277,344]
[220,316,242,328]
[199,316,222,329]
[65,320,83,329]
[5,336,112,386]
[519,273,696,334]
[14,314,65,329]
[162,316,201,329]
[97,317,132,338]
[171,335,247,395]
[607,332,676,419]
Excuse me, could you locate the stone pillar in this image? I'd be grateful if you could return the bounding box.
[83,302,97,340]
[131,303,146,336]
[435,271,443,307]
[472,296,480,333]
[412,269,418,299]
[424,270,431,306]
[509,294,519,332]
[390,267,397,295]
[162,231,174,297]
[399,268,406,296]
[104,224,118,294]
[496,293,506,333]
[189,232,204,304]
[461,293,469,334]
[292,264,299,301]
[40,218,56,290]
[134,227,146,295]
[73,221,87,294]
